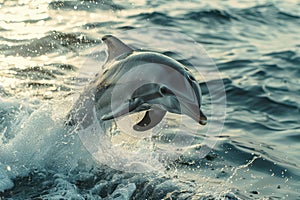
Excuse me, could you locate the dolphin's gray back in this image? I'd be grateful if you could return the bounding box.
[97,51,188,87]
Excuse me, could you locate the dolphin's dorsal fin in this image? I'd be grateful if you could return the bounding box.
[102,35,133,63]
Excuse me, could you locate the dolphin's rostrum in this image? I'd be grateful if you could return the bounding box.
[67,35,207,131]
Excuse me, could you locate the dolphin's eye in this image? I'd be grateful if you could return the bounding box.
[160,86,168,95]
[159,86,173,95]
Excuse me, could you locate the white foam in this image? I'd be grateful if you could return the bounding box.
[0,169,14,192]
[0,95,163,192]
[109,183,136,200]
[0,98,95,191]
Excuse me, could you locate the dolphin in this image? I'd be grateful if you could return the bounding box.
[67,35,207,131]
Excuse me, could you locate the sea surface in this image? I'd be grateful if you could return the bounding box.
[0,0,300,199]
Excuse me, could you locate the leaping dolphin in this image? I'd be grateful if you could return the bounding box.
[67,35,207,131]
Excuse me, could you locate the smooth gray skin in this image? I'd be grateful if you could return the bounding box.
[67,35,207,131]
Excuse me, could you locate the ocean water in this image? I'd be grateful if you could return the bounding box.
[0,0,300,199]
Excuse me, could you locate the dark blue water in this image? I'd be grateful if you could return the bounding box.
[0,0,299,199]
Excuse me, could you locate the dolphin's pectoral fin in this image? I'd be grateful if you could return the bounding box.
[101,98,143,121]
[133,106,166,131]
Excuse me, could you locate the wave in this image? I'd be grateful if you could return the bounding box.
[184,9,236,23]
[234,4,300,25]
[181,4,300,27]
[0,63,77,99]
[130,9,236,26]
[0,31,99,57]
[218,142,300,179]
[48,0,123,11]
[129,12,176,27]
[11,63,76,80]
[226,84,298,114]
[264,50,300,64]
